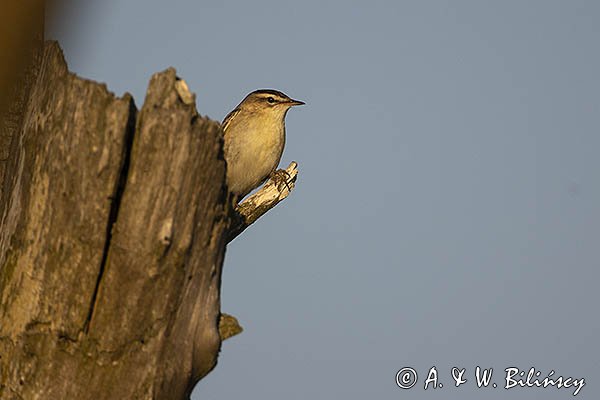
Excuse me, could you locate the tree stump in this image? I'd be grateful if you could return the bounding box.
[0,40,228,399]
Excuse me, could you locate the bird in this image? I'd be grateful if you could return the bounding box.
[222,89,304,200]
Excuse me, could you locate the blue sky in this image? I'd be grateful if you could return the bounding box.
[49,1,600,398]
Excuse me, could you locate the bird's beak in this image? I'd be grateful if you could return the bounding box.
[288,98,305,106]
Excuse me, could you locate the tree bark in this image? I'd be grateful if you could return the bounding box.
[0,41,229,400]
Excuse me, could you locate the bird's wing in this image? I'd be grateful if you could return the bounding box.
[221,108,241,134]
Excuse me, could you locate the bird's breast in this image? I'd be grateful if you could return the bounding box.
[224,113,286,197]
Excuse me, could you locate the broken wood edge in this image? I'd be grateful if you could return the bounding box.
[227,161,298,243]
[174,77,196,106]
[218,313,243,341]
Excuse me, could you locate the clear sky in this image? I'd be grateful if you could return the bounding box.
[48,1,599,399]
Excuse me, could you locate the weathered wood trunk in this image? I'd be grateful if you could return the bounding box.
[0,41,230,399]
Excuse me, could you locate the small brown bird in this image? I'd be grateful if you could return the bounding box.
[222,89,304,199]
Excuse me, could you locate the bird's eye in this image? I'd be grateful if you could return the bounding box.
[267,97,275,103]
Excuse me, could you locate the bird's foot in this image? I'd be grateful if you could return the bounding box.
[270,169,293,194]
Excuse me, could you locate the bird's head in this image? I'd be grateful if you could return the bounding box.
[238,89,304,117]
